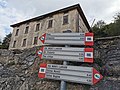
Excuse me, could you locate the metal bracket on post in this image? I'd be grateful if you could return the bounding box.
[60,30,71,90]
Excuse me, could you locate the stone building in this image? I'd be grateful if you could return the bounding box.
[9,4,91,50]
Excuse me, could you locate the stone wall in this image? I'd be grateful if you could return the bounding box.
[0,36,120,90]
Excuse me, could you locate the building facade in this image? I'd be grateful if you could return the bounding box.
[9,4,91,50]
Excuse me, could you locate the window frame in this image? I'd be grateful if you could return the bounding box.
[13,40,16,48]
[15,29,19,36]
[63,14,69,25]
[24,26,29,34]
[48,19,53,29]
[22,38,27,47]
[33,36,38,45]
[35,23,40,32]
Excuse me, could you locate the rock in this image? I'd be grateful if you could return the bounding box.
[12,49,22,54]
[19,81,29,90]
[14,55,20,64]
[0,36,120,90]
[0,63,3,70]
[0,78,6,83]
[0,49,11,56]
[90,77,120,90]
[0,69,15,78]
[25,55,36,66]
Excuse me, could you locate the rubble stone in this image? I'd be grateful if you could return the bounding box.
[0,37,120,90]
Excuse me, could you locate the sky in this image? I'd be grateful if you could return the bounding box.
[0,0,120,41]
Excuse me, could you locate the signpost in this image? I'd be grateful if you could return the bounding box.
[38,63,103,85]
[37,32,103,90]
[37,47,94,63]
[39,33,94,46]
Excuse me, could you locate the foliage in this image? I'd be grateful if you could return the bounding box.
[0,33,12,49]
[0,39,2,45]
[92,12,120,38]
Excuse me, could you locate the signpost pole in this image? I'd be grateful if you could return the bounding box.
[60,45,68,90]
[60,30,71,90]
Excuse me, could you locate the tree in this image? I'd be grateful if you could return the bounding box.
[114,12,120,23]
[92,20,108,38]
[113,13,120,35]
[1,33,12,49]
[92,12,120,38]
[0,39,2,45]
[105,13,120,36]
[94,20,106,29]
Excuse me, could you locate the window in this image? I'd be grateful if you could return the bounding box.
[33,36,38,45]
[35,23,40,31]
[22,39,27,47]
[48,19,53,28]
[15,29,19,36]
[13,40,16,48]
[25,26,29,34]
[63,15,68,25]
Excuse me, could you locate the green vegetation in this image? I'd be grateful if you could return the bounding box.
[0,33,12,49]
[0,39,2,45]
[92,12,120,38]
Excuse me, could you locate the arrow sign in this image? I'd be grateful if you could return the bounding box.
[38,64,103,85]
[37,47,94,63]
[39,33,94,46]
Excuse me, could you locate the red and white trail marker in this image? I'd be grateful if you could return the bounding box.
[37,32,103,86]
[38,63,103,85]
[37,47,94,63]
[39,33,94,46]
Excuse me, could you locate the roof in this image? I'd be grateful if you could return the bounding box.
[11,4,90,31]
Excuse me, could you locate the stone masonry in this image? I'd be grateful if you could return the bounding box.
[9,4,89,50]
[0,36,120,90]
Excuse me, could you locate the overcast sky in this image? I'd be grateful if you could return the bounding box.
[0,0,120,41]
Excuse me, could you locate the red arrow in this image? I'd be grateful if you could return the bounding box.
[37,47,44,59]
[39,33,46,44]
[93,68,103,85]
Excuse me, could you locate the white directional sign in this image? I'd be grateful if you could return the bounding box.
[39,33,94,46]
[38,64,103,85]
[37,47,94,63]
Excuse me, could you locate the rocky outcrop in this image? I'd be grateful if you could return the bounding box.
[90,36,120,90]
[0,36,120,90]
